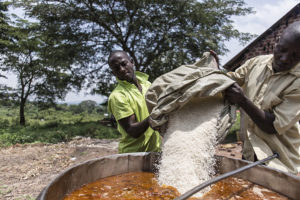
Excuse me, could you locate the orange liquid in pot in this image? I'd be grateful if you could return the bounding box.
[64,172,288,200]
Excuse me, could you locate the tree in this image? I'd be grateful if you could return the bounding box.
[0,84,18,106]
[0,18,83,125]
[0,1,11,54]
[17,0,254,96]
[78,100,97,114]
[0,2,18,107]
[0,1,13,80]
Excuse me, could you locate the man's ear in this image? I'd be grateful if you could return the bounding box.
[109,66,115,76]
[130,58,135,65]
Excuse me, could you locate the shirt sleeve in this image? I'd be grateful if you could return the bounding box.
[273,81,300,135]
[108,92,134,121]
[226,57,255,86]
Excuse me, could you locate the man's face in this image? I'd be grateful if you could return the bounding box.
[108,52,135,82]
[273,32,300,73]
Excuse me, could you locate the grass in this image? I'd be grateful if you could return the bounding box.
[0,185,12,196]
[23,196,35,200]
[0,104,240,147]
[0,103,120,147]
[0,122,120,147]
[222,110,240,144]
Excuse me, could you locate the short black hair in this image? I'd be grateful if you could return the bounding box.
[108,50,130,64]
[284,21,300,42]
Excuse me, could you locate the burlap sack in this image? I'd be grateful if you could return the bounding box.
[145,52,237,141]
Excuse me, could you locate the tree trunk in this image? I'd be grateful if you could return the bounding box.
[19,100,26,126]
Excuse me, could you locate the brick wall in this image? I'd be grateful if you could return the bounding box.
[224,4,300,71]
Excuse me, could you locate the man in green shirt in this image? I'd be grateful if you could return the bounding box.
[107,50,161,153]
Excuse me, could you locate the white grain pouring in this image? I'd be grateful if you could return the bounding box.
[157,96,223,197]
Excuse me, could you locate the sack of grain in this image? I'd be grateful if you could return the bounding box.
[145,52,237,197]
[146,51,236,142]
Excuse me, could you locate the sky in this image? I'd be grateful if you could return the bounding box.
[220,0,299,65]
[2,0,299,104]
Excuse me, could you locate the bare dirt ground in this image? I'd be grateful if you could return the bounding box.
[0,137,242,200]
[0,137,119,200]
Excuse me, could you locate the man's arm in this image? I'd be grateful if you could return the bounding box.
[225,83,277,134]
[118,115,150,138]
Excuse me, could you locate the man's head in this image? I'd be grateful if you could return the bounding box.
[108,50,135,82]
[273,21,300,72]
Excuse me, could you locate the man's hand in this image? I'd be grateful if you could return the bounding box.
[151,122,168,137]
[225,83,277,134]
[224,83,246,105]
[209,50,219,69]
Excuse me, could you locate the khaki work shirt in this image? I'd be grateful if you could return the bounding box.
[227,54,300,174]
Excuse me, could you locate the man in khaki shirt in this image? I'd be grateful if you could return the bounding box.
[225,21,300,174]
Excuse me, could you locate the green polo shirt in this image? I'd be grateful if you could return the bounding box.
[108,71,161,153]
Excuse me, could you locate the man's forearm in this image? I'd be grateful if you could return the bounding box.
[118,116,151,138]
[126,117,150,138]
[239,97,277,134]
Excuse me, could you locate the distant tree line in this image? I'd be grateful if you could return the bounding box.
[0,0,254,125]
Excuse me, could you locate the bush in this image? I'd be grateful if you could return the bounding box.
[223,110,240,143]
[0,119,10,128]
[0,131,35,147]
[43,121,60,128]
[0,104,120,147]
[0,122,120,147]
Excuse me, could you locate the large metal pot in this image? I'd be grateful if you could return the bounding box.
[37,152,300,200]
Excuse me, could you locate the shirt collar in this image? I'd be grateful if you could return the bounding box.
[268,56,300,77]
[289,62,300,77]
[116,71,149,86]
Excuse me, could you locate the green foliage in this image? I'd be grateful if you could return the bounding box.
[229,110,241,134]
[78,100,97,114]
[0,1,12,55]
[223,110,240,143]
[0,84,18,105]
[16,0,255,96]
[0,103,120,147]
[0,122,120,147]
[0,15,85,125]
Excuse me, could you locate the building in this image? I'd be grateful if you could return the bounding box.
[223,3,300,71]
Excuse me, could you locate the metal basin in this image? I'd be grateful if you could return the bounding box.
[37,152,300,200]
